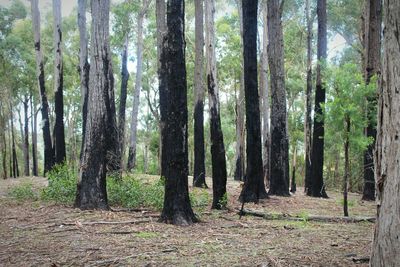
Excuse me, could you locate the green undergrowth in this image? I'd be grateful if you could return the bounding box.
[10,164,210,212]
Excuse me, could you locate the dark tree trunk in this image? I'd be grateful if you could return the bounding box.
[10,111,19,178]
[371,1,400,262]
[1,130,6,179]
[118,35,129,170]
[304,0,313,194]
[78,0,90,161]
[31,0,54,174]
[240,0,268,203]
[53,0,66,165]
[233,0,245,182]
[75,0,113,211]
[193,0,207,188]
[23,98,30,176]
[290,146,297,193]
[309,0,328,198]
[343,115,350,217]
[362,0,381,201]
[31,98,39,176]
[205,0,227,209]
[159,0,197,225]
[267,0,289,196]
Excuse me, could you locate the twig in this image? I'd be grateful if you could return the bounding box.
[56,219,151,227]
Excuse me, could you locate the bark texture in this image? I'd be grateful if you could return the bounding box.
[53,0,66,165]
[127,0,151,171]
[370,1,400,264]
[304,0,313,194]
[205,0,227,209]
[233,0,245,182]
[362,0,382,201]
[159,0,197,225]
[75,0,113,210]
[309,0,328,198]
[31,98,38,176]
[31,0,54,174]
[343,115,350,217]
[267,0,289,196]
[193,0,207,188]
[23,98,29,176]
[240,0,268,202]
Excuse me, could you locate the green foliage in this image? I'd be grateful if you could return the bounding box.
[337,198,355,207]
[296,210,310,222]
[190,188,211,211]
[8,182,38,201]
[41,164,76,204]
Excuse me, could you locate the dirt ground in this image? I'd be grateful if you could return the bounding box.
[0,176,376,266]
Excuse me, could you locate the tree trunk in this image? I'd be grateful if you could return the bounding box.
[193,0,207,188]
[370,1,400,263]
[205,0,228,209]
[343,115,350,217]
[10,110,19,178]
[31,98,39,176]
[23,98,30,176]
[75,0,113,210]
[127,0,151,171]
[240,0,268,202]
[53,0,66,165]
[267,0,289,196]
[362,0,381,201]
[78,0,90,159]
[159,0,197,225]
[233,0,245,182]
[304,0,313,194]
[260,0,270,186]
[31,0,54,174]
[118,35,129,170]
[309,0,328,198]
[290,145,297,193]
[1,113,7,179]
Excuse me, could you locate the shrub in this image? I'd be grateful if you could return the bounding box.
[41,164,76,204]
[8,182,38,201]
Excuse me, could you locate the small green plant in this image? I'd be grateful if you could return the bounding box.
[190,188,210,210]
[41,164,76,204]
[297,210,310,222]
[8,182,38,201]
[337,198,355,207]
[218,192,228,208]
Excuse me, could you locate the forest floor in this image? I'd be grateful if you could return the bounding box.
[0,176,375,267]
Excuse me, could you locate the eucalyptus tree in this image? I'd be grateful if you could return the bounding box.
[370,0,400,263]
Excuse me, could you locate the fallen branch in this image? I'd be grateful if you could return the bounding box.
[238,209,375,223]
[55,219,151,227]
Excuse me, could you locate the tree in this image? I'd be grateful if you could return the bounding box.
[193,0,207,188]
[260,0,270,185]
[53,0,66,165]
[240,0,268,202]
[127,0,152,171]
[78,0,89,156]
[309,0,328,198]
[267,0,289,196]
[75,0,113,210]
[370,0,400,263]
[304,0,313,194]
[205,0,227,209]
[159,0,197,225]
[30,0,54,174]
[362,0,381,201]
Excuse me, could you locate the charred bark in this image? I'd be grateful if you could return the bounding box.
[240,0,268,202]
[75,0,113,210]
[309,0,328,198]
[23,98,29,176]
[343,115,350,217]
[267,0,289,196]
[159,0,197,225]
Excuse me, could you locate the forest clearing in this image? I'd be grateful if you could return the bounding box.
[1,176,375,266]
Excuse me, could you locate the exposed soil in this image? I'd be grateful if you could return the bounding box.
[0,176,375,266]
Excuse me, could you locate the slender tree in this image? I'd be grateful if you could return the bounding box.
[205,0,227,208]
[233,0,245,182]
[31,96,38,176]
[362,0,381,201]
[75,0,113,210]
[240,0,268,202]
[309,0,328,198]
[267,0,289,196]
[343,115,350,217]
[159,0,197,225]
[22,97,29,176]
[370,0,400,263]
[193,0,207,188]
[304,0,313,194]
[127,0,152,171]
[31,0,54,174]
[260,0,270,185]
[53,0,66,164]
